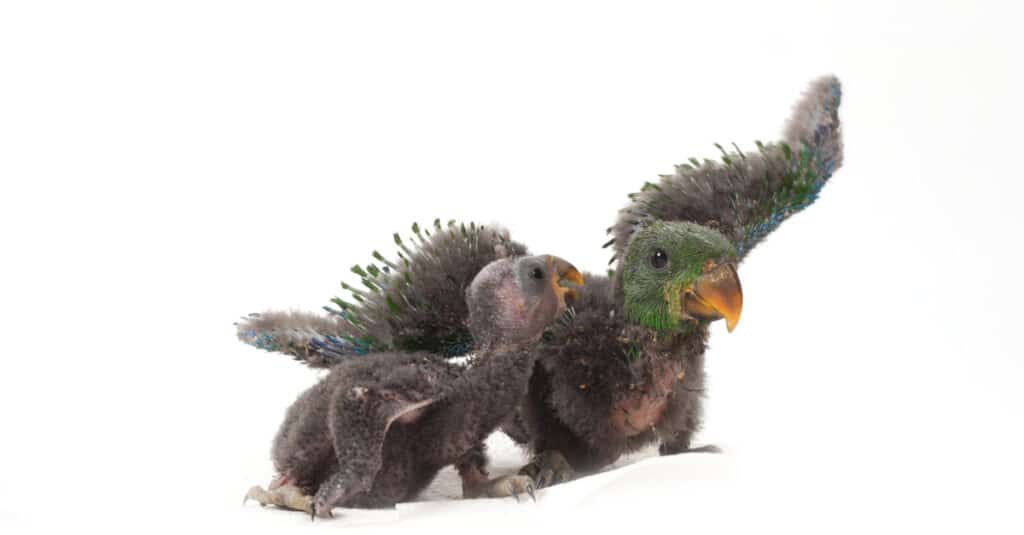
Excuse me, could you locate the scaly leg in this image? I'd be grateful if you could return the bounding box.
[244,474,313,514]
[519,450,575,489]
[460,458,536,501]
[658,429,722,455]
[458,444,535,501]
[471,475,537,501]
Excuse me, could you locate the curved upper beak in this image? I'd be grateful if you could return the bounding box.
[682,263,743,332]
[543,255,585,311]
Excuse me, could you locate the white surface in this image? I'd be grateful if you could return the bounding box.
[2,1,1022,534]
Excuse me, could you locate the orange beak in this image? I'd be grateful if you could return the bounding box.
[542,255,584,311]
[682,263,743,332]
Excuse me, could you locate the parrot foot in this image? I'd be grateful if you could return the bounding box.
[464,474,536,502]
[243,482,313,514]
[659,442,723,456]
[519,450,574,489]
[309,472,369,520]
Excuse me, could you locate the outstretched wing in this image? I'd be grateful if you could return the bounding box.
[236,220,528,368]
[607,75,843,264]
[338,220,528,357]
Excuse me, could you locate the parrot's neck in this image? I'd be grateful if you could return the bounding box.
[623,320,709,365]
[447,343,539,433]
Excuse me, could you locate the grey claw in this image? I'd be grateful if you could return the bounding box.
[526,484,536,502]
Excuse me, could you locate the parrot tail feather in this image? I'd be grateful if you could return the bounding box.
[235,310,369,369]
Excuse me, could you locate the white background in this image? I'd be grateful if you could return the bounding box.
[2,1,1021,534]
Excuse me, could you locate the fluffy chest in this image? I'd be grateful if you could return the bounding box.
[608,359,685,437]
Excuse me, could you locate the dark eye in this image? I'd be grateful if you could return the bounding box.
[530,267,544,279]
[650,249,668,269]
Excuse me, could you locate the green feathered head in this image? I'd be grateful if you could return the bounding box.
[621,221,743,332]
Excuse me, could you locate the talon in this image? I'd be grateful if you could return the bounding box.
[469,474,536,501]
[310,500,334,520]
[519,464,537,479]
[522,450,574,489]
[243,486,266,507]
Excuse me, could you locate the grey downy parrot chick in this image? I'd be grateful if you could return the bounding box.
[244,254,584,519]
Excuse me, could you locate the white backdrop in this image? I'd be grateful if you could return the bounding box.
[2,1,1021,534]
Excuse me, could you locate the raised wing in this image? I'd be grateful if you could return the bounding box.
[607,75,843,264]
[236,220,528,368]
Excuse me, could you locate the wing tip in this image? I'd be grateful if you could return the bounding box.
[782,74,843,157]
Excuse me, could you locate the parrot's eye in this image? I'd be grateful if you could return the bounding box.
[650,249,668,269]
[530,267,545,280]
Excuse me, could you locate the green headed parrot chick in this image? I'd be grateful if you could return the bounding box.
[508,75,842,486]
